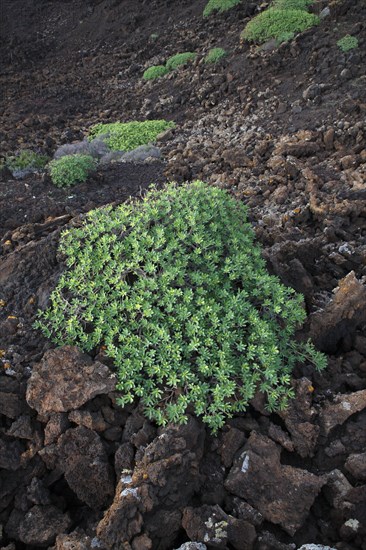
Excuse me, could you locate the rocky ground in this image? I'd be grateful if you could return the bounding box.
[1,0,366,549]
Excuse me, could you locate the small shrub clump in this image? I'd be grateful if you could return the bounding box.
[48,154,96,188]
[241,8,320,43]
[337,35,359,52]
[143,65,169,80]
[165,52,197,71]
[88,120,174,152]
[35,181,326,433]
[4,150,49,172]
[205,47,227,64]
[203,0,241,17]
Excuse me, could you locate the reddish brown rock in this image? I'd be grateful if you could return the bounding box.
[219,427,246,468]
[320,389,366,436]
[57,426,115,510]
[345,452,366,481]
[26,346,116,415]
[225,432,325,536]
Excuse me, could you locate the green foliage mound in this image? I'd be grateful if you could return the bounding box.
[88,120,174,152]
[4,150,48,171]
[143,65,169,80]
[272,0,313,10]
[165,52,197,70]
[337,35,359,52]
[203,0,241,17]
[205,47,227,64]
[35,182,325,432]
[241,8,320,43]
[49,154,96,188]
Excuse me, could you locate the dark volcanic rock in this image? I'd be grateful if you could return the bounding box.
[56,426,115,510]
[319,389,366,436]
[225,432,325,535]
[26,346,116,415]
[5,504,71,546]
[97,417,205,549]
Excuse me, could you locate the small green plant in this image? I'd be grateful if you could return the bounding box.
[165,52,197,71]
[337,34,359,52]
[241,8,320,43]
[143,65,169,80]
[203,0,241,17]
[35,181,326,433]
[272,0,313,10]
[205,47,227,64]
[88,120,174,151]
[4,150,49,172]
[48,154,96,188]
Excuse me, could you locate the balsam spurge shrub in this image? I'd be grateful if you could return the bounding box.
[143,65,169,80]
[165,52,197,71]
[35,181,326,433]
[242,8,320,43]
[337,35,359,52]
[205,47,227,64]
[4,149,49,171]
[203,0,241,17]
[49,154,96,188]
[88,120,174,151]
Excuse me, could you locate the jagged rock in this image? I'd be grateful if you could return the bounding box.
[319,389,366,436]
[5,505,71,546]
[229,498,263,527]
[6,415,34,440]
[257,531,296,550]
[55,530,96,550]
[268,423,294,452]
[44,413,71,445]
[278,378,319,457]
[309,271,366,353]
[131,533,153,550]
[56,426,115,510]
[297,546,336,550]
[97,417,205,550]
[0,392,24,419]
[225,432,325,535]
[182,504,256,550]
[68,409,109,432]
[219,427,246,468]
[26,346,116,415]
[345,452,366,481]
[323,469,353,510]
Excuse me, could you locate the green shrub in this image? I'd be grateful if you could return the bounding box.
[276,31,295,44]
[337,34,359,52]
[48,154,96,188]
[272,0,313,10]
[88,120,175,151]
[4,150,49,172]
[143,65,169,80]
[165,52,197,70]
[241,8,320,43]
[203,0,241,17]
[205,47,227,64]
[35,181,326,433]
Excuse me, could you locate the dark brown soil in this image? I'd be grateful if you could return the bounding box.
[1,1,366,549]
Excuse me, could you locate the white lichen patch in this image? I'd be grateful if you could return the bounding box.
[120,487,139,498]
[241,452,250,473]
[341,401,352,410]
[344,518,360,531]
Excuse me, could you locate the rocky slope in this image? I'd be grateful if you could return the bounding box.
[0,0,366,549]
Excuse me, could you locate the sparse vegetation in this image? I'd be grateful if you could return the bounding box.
[143,65,170,80]
[203,0,241,17]
[204,47,227,64]
[241,8,320,43]
[272,0,313,10]
[35,181,326,433]
[165,52,197,70]
[48,154,96,188]
[337,34,359,52]
[3,150,49,172]
[88,120,175,151]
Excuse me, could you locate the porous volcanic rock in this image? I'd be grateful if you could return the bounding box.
[26,346,117,415]
[319,389,366,436]
[97,417,205,550]
[5,504,71,546]
[225,432,325,535]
